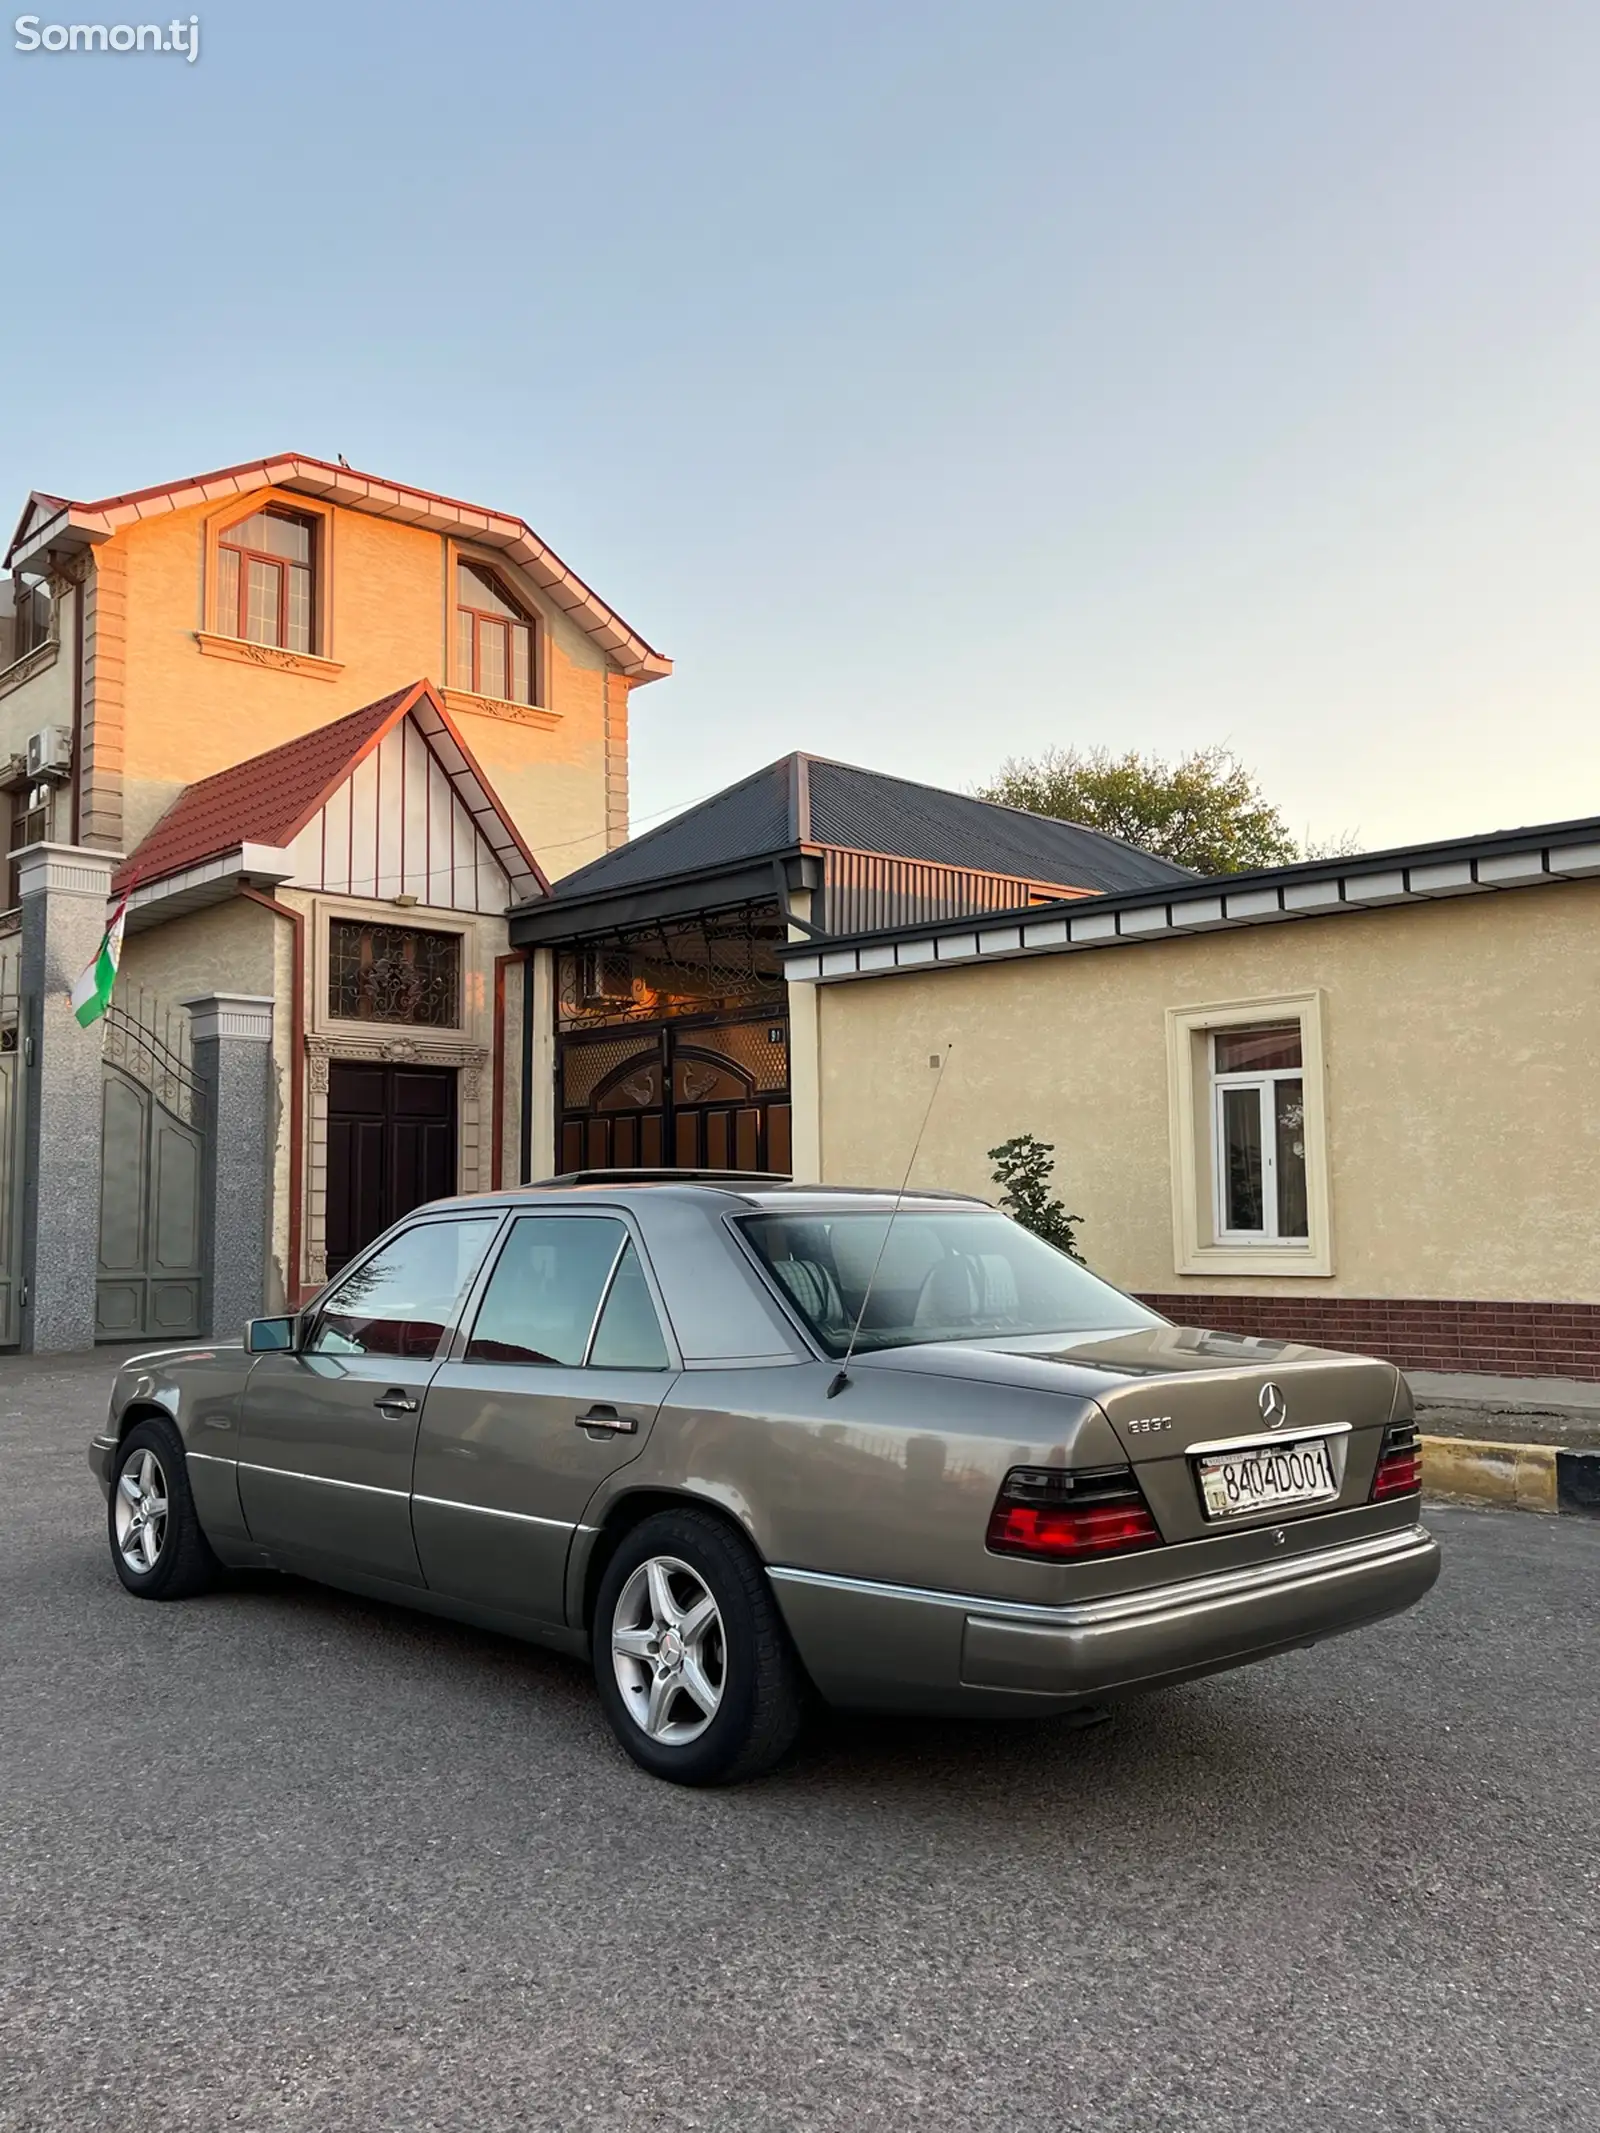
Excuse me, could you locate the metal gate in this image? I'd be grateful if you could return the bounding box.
[0,923,24,1346]
[96,993,207,1342]
[557,1013,792,1177]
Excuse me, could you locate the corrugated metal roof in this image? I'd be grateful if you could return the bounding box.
[546,757,800,898]
[803,758,1192,895]
[543,752,1192,906]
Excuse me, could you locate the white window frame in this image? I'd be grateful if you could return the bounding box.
[1165,991,1332,1278]
[1211,1043,1307,1246]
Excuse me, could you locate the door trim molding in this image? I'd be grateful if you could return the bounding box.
[412,1493,576,1532]
[305,1035,489,1285]
[238,1458,410,1501]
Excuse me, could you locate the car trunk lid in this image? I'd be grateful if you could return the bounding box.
[1089,1354,1399,1544]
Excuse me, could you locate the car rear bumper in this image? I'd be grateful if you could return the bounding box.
[770,1522,1441,1716]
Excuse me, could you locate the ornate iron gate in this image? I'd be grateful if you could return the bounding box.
[557,1014,791,1176]
[96,993,207,1341]
[553,903,793,1178]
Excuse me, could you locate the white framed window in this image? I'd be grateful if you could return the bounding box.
[1211,1024,1308,1244]
[1166,991,1331,1277]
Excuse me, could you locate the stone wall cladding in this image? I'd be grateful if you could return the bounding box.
[1136,1293,1600,1381]
[18,845,122,1351]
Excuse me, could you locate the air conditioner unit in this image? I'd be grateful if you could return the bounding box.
[26,726,71,781]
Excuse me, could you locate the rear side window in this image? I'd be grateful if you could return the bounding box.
[464,1216,670,1370]
[588,1242,671,1370]
[309,1219,500,1359]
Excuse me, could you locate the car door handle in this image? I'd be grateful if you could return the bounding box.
[575,1404,636,1435]
[375,1389,419,1415]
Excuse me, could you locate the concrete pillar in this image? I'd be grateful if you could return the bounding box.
[182,993,274,1341]
[17,842,122,1353]
[786,974,821,1184]
[525,947,556,1181]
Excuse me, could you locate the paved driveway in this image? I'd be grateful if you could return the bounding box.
[3,1351,1596,2132]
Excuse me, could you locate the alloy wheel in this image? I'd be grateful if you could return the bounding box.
[611,1554,727,1745]
[114,1447,169,1577]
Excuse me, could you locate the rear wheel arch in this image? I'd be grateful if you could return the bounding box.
[581,1488,764,1634]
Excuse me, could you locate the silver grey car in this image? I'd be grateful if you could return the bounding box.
[90,1176,1439,1784]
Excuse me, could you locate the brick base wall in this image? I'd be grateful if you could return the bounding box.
[1133,1295,1600,1382]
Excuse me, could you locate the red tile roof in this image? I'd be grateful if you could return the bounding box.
[114,680,547,902]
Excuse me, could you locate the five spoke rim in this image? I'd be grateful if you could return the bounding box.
[611,1555,726,1746]
[113,1447,169,1576]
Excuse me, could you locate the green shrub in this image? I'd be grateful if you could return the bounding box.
[987,1133,1083,1261]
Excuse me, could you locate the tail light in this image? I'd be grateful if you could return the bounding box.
[987,1464,1162,1561]
[1371,1421,1422,1501]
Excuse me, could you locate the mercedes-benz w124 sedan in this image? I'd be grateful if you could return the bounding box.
[90,1177,1439,1785]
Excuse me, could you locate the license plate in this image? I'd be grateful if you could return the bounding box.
[1196,1436,1339,1520]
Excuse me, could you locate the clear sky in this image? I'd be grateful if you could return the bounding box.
[4,0,1597,853]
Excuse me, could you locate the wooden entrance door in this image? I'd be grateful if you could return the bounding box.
[326,1063,457,1275]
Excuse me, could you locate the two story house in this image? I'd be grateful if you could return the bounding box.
[1,453,670,1329]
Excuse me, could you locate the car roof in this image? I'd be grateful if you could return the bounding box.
[335,1174,1004,1370]
[412,1174,994,1216]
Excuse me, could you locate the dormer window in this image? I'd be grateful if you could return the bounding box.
[217,506,317,653]
[456,560,536,704]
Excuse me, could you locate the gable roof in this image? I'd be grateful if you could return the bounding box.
[116,679,548,906]
[5,454,669,682]
[538,751,1195,906]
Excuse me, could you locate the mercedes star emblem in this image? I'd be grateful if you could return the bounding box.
[1259,1382,1289,1430]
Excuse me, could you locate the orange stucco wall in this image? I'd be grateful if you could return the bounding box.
[100,488,621,876]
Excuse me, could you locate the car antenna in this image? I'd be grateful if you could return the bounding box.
[826,1043,952,1398]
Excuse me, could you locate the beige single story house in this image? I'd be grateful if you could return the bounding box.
[783,815,1600,1380]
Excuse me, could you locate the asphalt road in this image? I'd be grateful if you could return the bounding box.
[3,1352,1597,2133]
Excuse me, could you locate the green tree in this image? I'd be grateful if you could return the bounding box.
[988,1134,1083,1261]
[979,744,1307,876]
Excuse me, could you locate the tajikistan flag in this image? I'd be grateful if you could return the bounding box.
[70,894,128,1029]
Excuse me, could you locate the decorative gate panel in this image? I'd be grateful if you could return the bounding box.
[557,1015,791,1178]
[96,995,207,1341]
[552,904,791,1180]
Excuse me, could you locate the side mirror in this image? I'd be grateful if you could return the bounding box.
[245,1315,297,1354]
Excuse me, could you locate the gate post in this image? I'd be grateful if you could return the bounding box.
[17,843,122,1353]
[182,993,275,1340]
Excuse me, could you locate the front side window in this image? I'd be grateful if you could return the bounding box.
[308,1218,500,1359]
[465,1217,670,1369]
[329,920,461,1027]
[741,1209,1158,1358]
[456,560,535,704]
[216,506,317,652]
[1212,1024,1308,1243]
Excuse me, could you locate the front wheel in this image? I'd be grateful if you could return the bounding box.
[108,1417,218,1600]
[593,1508,804,1786]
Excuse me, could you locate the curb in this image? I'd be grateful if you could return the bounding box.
[1421,1434,1600,1518]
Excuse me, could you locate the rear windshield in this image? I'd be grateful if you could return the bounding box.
[739,1209,1159,1357]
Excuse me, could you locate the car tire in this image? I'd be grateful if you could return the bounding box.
[593,1507,804,1786]
[108,1416,219,1601]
